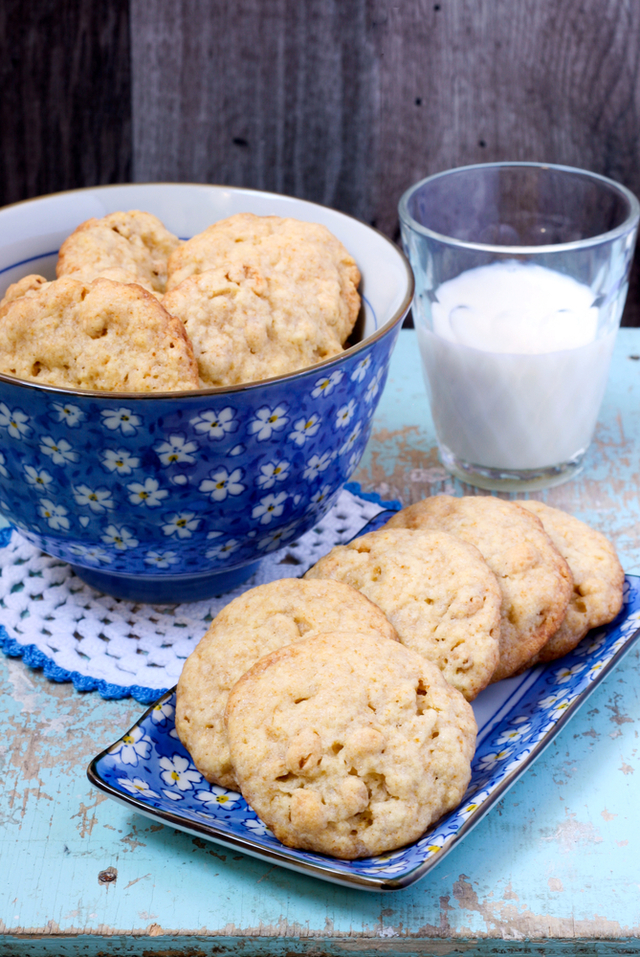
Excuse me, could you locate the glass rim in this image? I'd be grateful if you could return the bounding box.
[398,161,640,254]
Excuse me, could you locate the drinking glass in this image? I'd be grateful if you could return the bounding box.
[399,162,640,491]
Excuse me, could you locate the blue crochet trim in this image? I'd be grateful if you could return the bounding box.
[0,625,163,703]
[0,482,400,704]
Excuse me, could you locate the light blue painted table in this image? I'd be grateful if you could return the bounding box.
[1,329,639,956]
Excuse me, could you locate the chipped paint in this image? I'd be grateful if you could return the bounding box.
[71,795,108,838]
[7,659,39,714]
[543,811,603,852]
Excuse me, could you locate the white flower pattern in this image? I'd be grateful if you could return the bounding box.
[117,776,159,798]
[311,370,344,398]
[162,512,200,539]
[40,436,78,465]
[24,465,53,492]
[199,468,245,502]
[206,539,240,559]
[255,460,290,489]
[73,485,114,513]
[303,452,333,481]
[249,405,289,441]
[101,408,141,434]
[159,754,202,791]
[190,407,238,440]
[101,448,140,474]
[127,478,169,508]
[51,402,84,427]
[144,550,179,568]
[38,499,70,531]
[335,400,356,429]
[108,726,152,766]
[252,492,287,525]
[288,414,321,447]
[102,525,139,550]
[155,435,199,466]
[0,403,31,439]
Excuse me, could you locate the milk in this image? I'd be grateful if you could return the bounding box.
[417,261,616,471]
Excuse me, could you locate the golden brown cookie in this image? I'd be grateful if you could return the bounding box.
[385,496,573,681]
[304,527,501,700]
[176,578,399,789]
[162,266,344,387]
[0,274,51,308]
[225,631,476,859]
[518,500,624,663]
[165,212,361,345]
[0,276,199,392]
[57,210,180,296]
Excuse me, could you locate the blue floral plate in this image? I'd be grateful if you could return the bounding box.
[87,513,640,891]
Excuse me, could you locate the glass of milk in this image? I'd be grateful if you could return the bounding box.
[399,162,640,491]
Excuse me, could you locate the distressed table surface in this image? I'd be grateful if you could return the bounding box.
[1,329,639,957]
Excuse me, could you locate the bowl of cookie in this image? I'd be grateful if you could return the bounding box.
[0,184,413,602]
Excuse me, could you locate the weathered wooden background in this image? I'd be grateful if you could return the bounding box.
[2,0,640,323]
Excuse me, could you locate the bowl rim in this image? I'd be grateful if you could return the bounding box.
[0,182,414,400]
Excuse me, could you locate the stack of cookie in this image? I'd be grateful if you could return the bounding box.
[306,495,624,685]
[175,577,477,860]
[175,494,623,860]
[0,210,361,392]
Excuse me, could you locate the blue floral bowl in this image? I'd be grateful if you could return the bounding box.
[0,184,413,602]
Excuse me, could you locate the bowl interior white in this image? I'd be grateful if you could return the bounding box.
[0,184,411,342]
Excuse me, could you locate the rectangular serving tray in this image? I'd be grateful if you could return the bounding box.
[87,510,640,891]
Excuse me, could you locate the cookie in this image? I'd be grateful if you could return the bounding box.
[162,266,344,387]
[0,274,51,308]
[0,276,199,392]
[225,631,476,859]
[304,527,501,700]
[519,500,624,663]
[385,496,573,681]
[56,210,180,296]
[165,212,361,345]
[176,578,399,789]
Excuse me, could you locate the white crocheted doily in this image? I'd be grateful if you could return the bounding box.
[0,485,396,702]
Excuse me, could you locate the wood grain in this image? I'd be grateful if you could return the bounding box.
[130,0,379,225]
[0,0,131,206]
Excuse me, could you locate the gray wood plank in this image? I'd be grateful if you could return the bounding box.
[130,0,379,226]
[0,0,131,205]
